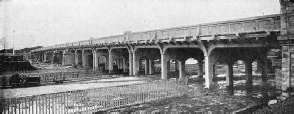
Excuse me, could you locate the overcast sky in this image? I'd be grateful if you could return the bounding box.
[1,0,280,50]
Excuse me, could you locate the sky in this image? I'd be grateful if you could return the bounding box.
[1,0,280,50]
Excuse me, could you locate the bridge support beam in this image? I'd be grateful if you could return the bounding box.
[132,52,137,75]
[82,50,86,67]
[93,50,98,69]
[245,60,253,90]
[198,59,204,78]
[226,62,234,95]
[43,52,47,63]
[75,50,78,65]
[179,60,186,78]
[123,57,127,72]
[281,46,294,97]
[204,56,213,88]
[109,49,113,73]
[51,52,57,64]
[226,62,234,87]
[145,58,149,75]
[161,54,168,80]
[129,52,133,75]
[149,59,154,74]
[212,64,216,82]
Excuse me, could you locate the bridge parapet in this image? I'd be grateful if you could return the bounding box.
[31,14,281,52]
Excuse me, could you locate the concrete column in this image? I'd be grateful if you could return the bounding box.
[179,60,186,78]
[40,53,43,62]
[204,56,213,88]
[245,60,253,88]
[82,50,86,67]
[123,57,127,72]
[226,62,234,87]
[212,64,216,82]
[117,58,121,69]
[93,50,97,69]
[120,58,124,69]
[149,59,154,74]
[47,53,52,63]
[75,50,78,65]
[161,54,168,79]
[167,60,170,73]
[175,60,178,71]
[52,53,57,64]
[58,51,63,64]
[198,60,204,78]
[145,59,149,75]
[116,58,120,69]
[94,50,99,69]
[129,52,133,75]
[226,62,234,95]
[105,55,109,70]
[132,52,138,75]
[109,50,113,73]
[139,59,142,72]
[43,53,47,62]
[281,46,293,97]
[261,57,268,84]
[51,53,54,63]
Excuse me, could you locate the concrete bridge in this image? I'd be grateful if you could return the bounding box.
[31,0,294,91]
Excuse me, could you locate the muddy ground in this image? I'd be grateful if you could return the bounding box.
[104,76,279,114]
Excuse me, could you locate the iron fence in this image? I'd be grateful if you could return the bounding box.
[1,78,188,114]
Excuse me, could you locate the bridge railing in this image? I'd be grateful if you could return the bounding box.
[31,14,280,52]
[2,78,188,114]
[92,37,106,44]
[79,40,91,46]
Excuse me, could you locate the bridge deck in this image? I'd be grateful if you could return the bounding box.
[33,14,280,52]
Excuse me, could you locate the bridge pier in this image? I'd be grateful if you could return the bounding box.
[204,55,214,88]
[145,58,149,75]
[179,60,186,78]
[226,62,234,95]
[198,59,204,78]
[129,52,133,75]
[149,59,154,74]
[47,52,53,63]
[108,49,113,73]
[43,52,47,63]
[52,51,58,64]
[245,59,253,93]
[278,0,294,97]
[161,54,168,79]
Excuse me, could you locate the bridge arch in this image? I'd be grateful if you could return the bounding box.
[96,49,109,72]
[133,48,161,76]
[108,48,129,74]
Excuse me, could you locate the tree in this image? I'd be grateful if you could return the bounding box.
[0,37,9,49]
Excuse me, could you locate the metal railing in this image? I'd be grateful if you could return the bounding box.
[1,78,188,114]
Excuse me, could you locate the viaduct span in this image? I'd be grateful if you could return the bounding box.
[31,1,294,91]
